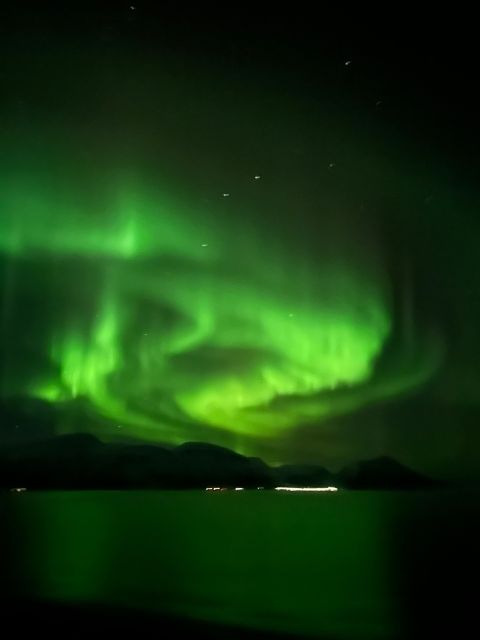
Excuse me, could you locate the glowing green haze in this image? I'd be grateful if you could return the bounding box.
[0,36,448,462]
[0,162,441,457]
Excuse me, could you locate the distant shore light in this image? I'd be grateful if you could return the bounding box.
[274,486,338,492]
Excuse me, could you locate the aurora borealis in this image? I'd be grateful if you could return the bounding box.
[1,155,403,445]
[1,6,480,479]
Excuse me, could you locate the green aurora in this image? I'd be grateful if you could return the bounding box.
[2,17,476,475]
[0,154,442,457]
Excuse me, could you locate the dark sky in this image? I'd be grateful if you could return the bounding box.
[1,5,479,481]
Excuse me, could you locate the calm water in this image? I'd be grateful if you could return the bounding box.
[1,491,479,638]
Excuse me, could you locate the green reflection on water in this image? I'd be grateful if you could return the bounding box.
[6,491,396,638]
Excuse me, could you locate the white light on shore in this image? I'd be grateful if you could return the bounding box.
[274,486,338,492]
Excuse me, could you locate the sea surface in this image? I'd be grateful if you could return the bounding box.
[1,490,479,638]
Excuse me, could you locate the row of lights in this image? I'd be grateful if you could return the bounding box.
[206,486,338,492]
[275,486,338,492]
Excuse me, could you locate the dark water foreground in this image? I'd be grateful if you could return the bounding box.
[1,491,479,638]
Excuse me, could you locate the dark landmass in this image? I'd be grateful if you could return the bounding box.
[0,434,273,490]
[274,463,335,487]
[337,456,440,490]
[0,433,445,490]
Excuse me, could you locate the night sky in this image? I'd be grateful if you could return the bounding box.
[1,5,479,481]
